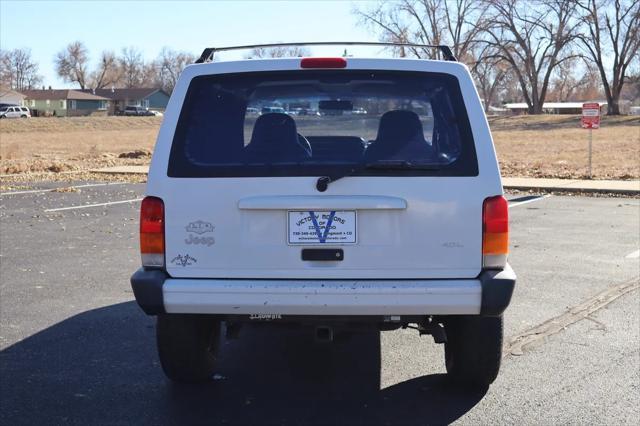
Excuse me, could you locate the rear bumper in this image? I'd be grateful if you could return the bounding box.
[130,265,515,317]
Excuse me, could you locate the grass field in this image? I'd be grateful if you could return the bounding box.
[489,115,639,179]
[0,115,638,179]
[0,117,160,174]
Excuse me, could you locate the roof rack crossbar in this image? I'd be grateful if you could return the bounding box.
[194,42,457,63]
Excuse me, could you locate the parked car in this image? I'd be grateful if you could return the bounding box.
[130,44,515,388]
[123,106,155,116]
[261,106,285,114]
[0,106,31,118]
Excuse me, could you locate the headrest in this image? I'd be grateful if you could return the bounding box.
[375,110,425,144]
[246,112,310,162]
[250,113,298,147]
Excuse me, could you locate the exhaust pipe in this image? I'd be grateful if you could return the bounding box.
[315,326,333,342]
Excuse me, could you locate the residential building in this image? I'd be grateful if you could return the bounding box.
[84,88,170,115]
[503,102,608,115]
[21,89,110,117]
[0,88,26,107]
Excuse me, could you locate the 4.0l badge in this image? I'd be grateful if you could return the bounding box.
[186,220,214,234]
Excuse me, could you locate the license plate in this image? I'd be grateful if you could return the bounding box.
[288,211,357,245]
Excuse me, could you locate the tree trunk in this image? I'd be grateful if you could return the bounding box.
[530,96,544,114]
[607,97,620,115]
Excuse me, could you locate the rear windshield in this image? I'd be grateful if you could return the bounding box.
[169,70,477,177]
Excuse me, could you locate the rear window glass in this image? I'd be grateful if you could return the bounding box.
[169,70,477,177]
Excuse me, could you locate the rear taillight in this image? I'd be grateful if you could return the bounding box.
[140,196,164,268]
[300,57,347,68]
[482,195,509,269]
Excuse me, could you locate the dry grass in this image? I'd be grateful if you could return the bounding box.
[0,115,638,180]
[491,115,640,179]
[0,117,158,174]
[0,116,162,133]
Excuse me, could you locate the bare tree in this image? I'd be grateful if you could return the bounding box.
[55,41,89,89]
[547,58,602,101]
[576,67,605,100]
[119,47,146,88]
[0,48,43,90]
[355,0,487,62]
[620,70,640,103]
[577,0,640,114]
[471,51,511,112]
[245,46,311,59]
[142,62,159,88]
[90,51,120,89]
[482,0,580,114]
[155,47,195,93]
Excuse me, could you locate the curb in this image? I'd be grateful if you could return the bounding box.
[503,184,639,195]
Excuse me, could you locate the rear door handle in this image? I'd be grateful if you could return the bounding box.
[238,195,407,210]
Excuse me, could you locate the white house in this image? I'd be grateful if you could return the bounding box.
[0,88,26,106]
[503,101,608,115]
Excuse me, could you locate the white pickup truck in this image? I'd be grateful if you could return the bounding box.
[131,43,516,388]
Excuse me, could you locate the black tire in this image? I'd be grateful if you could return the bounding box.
[21,115,27,118]
[444,315,503,388]
[156,314,221,383]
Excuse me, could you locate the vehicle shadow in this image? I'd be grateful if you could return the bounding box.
[0,302,486,425]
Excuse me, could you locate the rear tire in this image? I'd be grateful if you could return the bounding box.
[156,314,221,383]
[444,315,503,388]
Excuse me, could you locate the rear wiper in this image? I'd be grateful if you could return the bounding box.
[316,160,441,192]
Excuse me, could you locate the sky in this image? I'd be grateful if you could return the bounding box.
[1,0,379,88]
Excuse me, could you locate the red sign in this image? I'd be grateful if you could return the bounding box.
[582,103,601,129]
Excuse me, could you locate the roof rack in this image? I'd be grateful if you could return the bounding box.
[194,42,457,64]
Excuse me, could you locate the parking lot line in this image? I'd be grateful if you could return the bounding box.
[508,194,551,208]
[0,183,126,196]
[44,198,143,212]
[626,250,639,259]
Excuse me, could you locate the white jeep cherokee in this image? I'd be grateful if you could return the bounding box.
[131,43,516,388]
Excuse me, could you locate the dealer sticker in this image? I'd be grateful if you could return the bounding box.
[288,211,357,245]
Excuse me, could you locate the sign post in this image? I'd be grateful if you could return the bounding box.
[581,103,601,179]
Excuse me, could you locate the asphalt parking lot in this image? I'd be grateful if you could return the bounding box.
[0,181,638,425]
